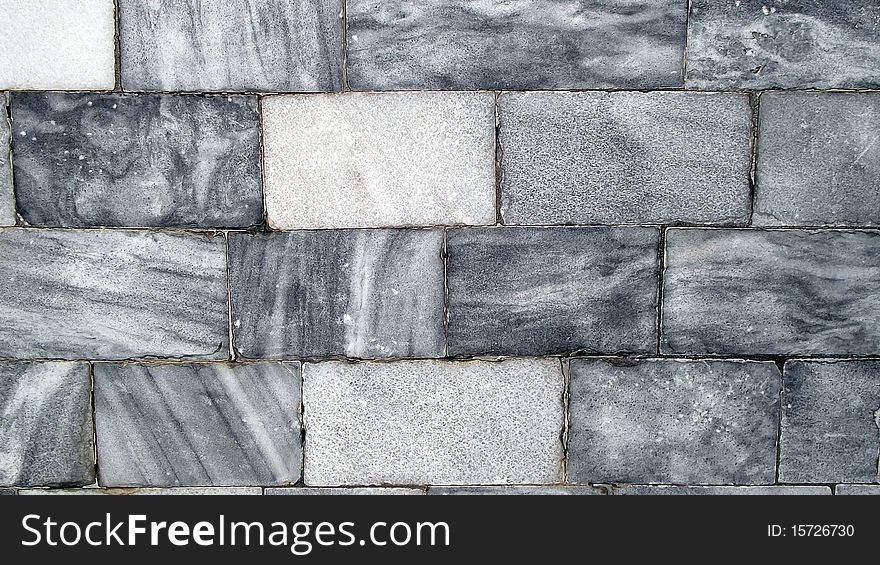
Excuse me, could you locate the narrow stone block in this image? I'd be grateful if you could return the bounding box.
[614,486,831,495]
[229,229,444,359]
[19,487,262,495]
[264,488,425,495]
[568,359,780,485]
[1,93,13,226]
[303,359,565,486]
[428,486,606,495]
[835,485,880,495]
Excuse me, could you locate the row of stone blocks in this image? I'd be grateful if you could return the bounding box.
[3,90,880,229]
[3,1,879,91]
[2,358,878,488]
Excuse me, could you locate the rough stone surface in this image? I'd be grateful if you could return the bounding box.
[119,0,343,92]
[11,93,262,228]
[265,488,425,495]
[568,359,780,485]
[614,486,831,495]
[346,0,685,90]
[754,92,880,227]
[835,485,880,495]
[95,362,302,487]
[499,91,752,225]
[303,359,565,486]
[19,487,262,495]
[662,229,880,356]
[0,489,14,495]
[447,227,659,356]
[0,362,94,487]
[0,0,115,89]
[0,229,228,360]
[687,1,880,90]
[779,360,880,484]
[1,93,13,226]
[262,92,495,228]
[229,230,444,359]
[429,486,606,495]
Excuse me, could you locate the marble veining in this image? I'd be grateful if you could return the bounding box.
[1,93,13,226]
[11,92,262,228]
[0,361,94,487]
[662,229,880,355]
[346,0,686,90]
[119,0,343,92]
[687,0,880,89]
[568,359,781,484]
[447,227,659,356]
[229,229,445,359]
[95,362,302,487]
[0,229,228,360]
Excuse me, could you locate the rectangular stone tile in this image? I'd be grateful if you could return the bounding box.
[0,0,115,89]
[346,0,685,90]
[229,229,444,359]
[95,362,302,487]
[262,92,495,228]
[687,1,880,89]
[303,359,564,486]
[11,93,262,228]
[754,92,880,226]
[119,0,342,92]
[614,486,831,495]
[428,486,606,496]
[662,229,880,355]
[568,359,780,485]
[1,93,13,226]
[265,488,425,495]
[0,362,94,487]
[835,485,880,495]
[0,489,14,495]
[19,487,262,495]
[779,360,880,484]
[0,229,228,360]
[499,92,752,225]
[447,227,659,356]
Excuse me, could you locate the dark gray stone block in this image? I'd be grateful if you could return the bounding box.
[755,92,880,226]
[835,485,880,495]
[687,0,880,89]
[499,92,752,225]
[614,486,830,495]
[428,486,606,495]
[1,92,13,226]
[0,361,94,487]
[0,228,228,360]
[265,487,424,495]
[119,0,343,92]
[662,229,880,355]
[568,359,781,485]
[95,362,302,487]
[346,0,686,90]
[229,229,444,359]
[779,360,880,484]
[11,92,262,228]
[447,227,659,356]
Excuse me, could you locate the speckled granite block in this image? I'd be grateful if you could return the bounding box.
[447,227,659,356]
[568,359,780,484]
[0,0,115,89]
[754,92,880,226]
[261,92,495,228]
[229,229,444,359]
[0,229,228,360]
[95,362,302,487]
[0,362,94,487]
[835,485,880,495]
[303,359,565,486]
[428,486,606,495]
[19,487,262,495]
[265,488,425,495]
[614,486,831,495]
[662,229,880,355]
[687,0,880,89]
[346,0,685,90]
[499,92,752,225]
[11,93,262,228]
[1,93,13,226]
[779,360,880,484]
[119,0,343,92]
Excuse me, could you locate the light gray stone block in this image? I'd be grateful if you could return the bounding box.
[303,359,565,486]
[779,360,880,484]
[754,92,880,226]
[614,486,831,495]
[262,92,495,228]
[662,229,880,356]
[346,0,686,90]
[95,362,302,487]
[0,361,94,487]
[0,229,228,360]
[119,0,343,92]
[19,487,262,495]
[447,227,659,356]
[835,485,880,495]
[428,486,606,495]
[499,91,752,225]
[265,488,425,495]
[568,359,780,484]
[687,0,880,90]
[1,92,13,226]
[0,0,115,89]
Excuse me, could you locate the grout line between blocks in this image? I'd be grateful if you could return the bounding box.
[112,0,122,92]
[655,227,667,355]
[748,92,761,224]
[493,91,503,225]
[682,0,692,86]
